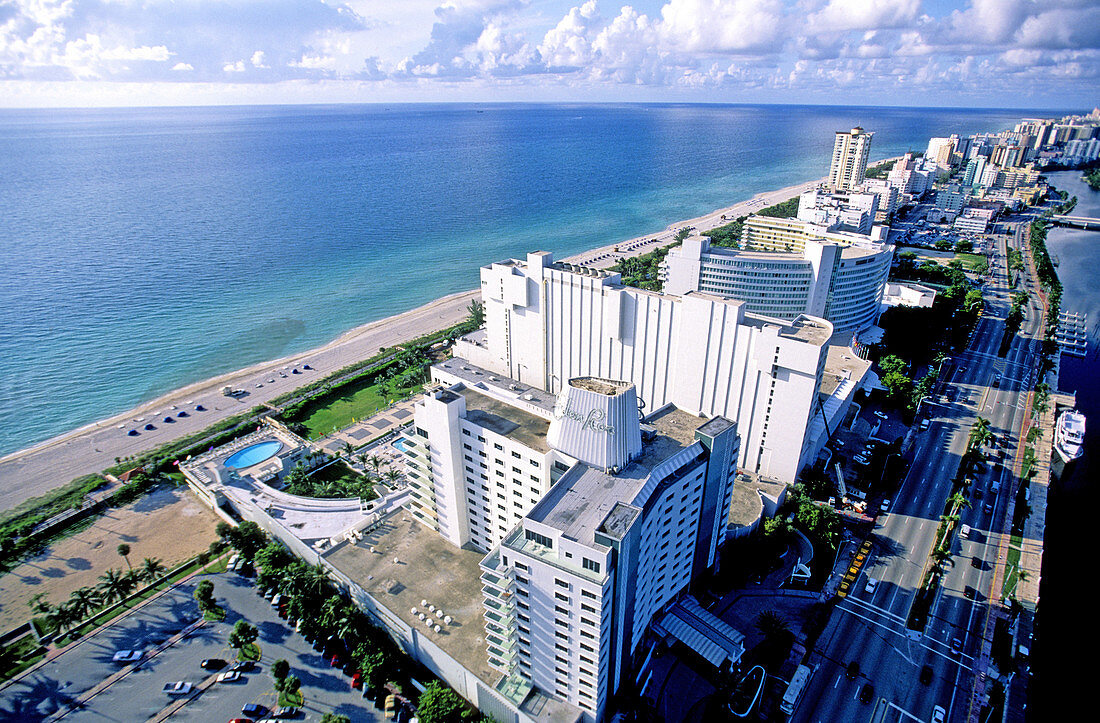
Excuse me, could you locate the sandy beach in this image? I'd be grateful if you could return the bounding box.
[0,175,823,512]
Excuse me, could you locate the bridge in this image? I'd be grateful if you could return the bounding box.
[1050,214,1100,230]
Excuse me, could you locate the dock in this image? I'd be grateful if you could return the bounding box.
[1055,311,1088,357]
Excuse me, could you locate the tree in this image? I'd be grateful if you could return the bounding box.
[140,557,166,583]
[271,658,290,689]
[964,289,984,315]
[416,681,468,723]
[45,602,79,635]
[68,586,102,621]
[341,441,355,459]
[320,715,351,723]
[194,580,216,611]
[228,620,259,653]
[466,299,485,327]
[969,417,993,451]
[755,611,790,640]
[116,543,132,571]
[98,568,134,604]
[218,520,268,561]
[356,646,392,692]
[383,468,402,486]
[878,355,908,377]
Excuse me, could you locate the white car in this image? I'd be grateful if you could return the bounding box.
[865,577,878,594]
[217,671,241,683]
[112,650,144,664]
[873,411,888,420]
[880,499,892,513]
[163,681,194,696]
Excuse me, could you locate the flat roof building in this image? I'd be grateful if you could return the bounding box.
[453,251,833,483]
[829,127,873,191]
[660,235,893,333]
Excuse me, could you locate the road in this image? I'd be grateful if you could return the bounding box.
[796,225,1043,723]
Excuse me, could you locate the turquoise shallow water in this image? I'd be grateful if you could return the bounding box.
[0,103,1043,455]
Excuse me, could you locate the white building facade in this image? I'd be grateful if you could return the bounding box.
[659,236,893,333]
[829,127,873,191]
[479,381,740,722]
[453,252,832,483]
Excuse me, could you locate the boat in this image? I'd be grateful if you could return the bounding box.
[1054,409,1086,465]
[727,664,765,718]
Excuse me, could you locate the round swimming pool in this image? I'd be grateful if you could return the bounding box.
[224,440,283,469]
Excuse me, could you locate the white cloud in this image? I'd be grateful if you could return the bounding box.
[806,0,921,33]
[251,51,269,68]
[171,62,193,71]
[223,60,246,72]
[660,0,787,54]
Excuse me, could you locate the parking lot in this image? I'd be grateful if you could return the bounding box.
[0,572,380,722]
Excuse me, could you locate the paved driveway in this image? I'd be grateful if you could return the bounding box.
[0,572,381,722]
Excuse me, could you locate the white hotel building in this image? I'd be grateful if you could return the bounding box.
[659,235,893,334]
[402,363,739,721]
[453,251,833,484]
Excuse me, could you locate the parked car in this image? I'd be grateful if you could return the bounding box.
[873,411,888,420]
[272,706,300,718]
[201,658,228,670]
[231,660,256,672]
[932,705,946,723]
[242,703,268,718]
[163,681,193,696]
[859,683,875,703]
[217,671,242,683]
[951,638,963,654]
[864,577,878,594]
[920,665,933,685]
[880,499,892,513]
[846,661,860,679]
[112,650,144,664]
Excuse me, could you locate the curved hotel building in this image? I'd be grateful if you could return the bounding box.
[660,232,893,334]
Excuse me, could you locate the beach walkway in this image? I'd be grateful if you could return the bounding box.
[0,174,825,512]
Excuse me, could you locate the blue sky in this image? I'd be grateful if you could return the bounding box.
[1,0,1097,108]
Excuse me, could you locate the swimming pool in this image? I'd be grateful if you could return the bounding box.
[391,436,411,453]
[224,440,283,469]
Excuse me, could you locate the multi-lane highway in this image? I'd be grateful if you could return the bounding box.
[796,225,1044,723]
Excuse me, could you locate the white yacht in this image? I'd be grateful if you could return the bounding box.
[1054,409,1086,465]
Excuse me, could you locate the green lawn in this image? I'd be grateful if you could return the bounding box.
[955,252,988,272]
[293,379,422,439]
[1002,535,1023,597]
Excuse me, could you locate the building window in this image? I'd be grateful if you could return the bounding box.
[526,530,554,548]
[555,578,569,588]
[582,558,601,574]
[415,427,428,438]
[494,443,504,451]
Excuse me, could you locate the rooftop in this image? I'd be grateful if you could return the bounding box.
[820,345,872,397]
[569,377,630,396]
[324,512,493,680]
[324,512,582,723]
[455,385,551,453]
[525,406,708,547]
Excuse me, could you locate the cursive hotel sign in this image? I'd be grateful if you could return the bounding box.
[555,401,616,435]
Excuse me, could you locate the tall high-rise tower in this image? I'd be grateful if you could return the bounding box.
[828,127,873,191]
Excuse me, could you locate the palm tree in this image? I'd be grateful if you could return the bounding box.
[140,557,166,583]
[341,442,355,459]
[98,568,133,605]
[969,417,993,451]
[383,469,402,486]
[368,456,384,474]
[117,543,132,571]
[948,491,971,513]
[67,586,102,621]
[930,546,953,574]
[46,602,79,635]
[755,611,789,640]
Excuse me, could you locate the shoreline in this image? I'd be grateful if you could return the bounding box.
[0,166,854,510]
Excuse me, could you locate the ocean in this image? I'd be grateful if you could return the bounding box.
[0,103,1041,456]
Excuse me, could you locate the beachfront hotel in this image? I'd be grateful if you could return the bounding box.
[400,365,740,721]
[453,251,834,484]
[660,234,893,334]
[828,126,874,191]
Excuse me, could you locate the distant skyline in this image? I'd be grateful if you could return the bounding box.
[0,0,1097,109]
